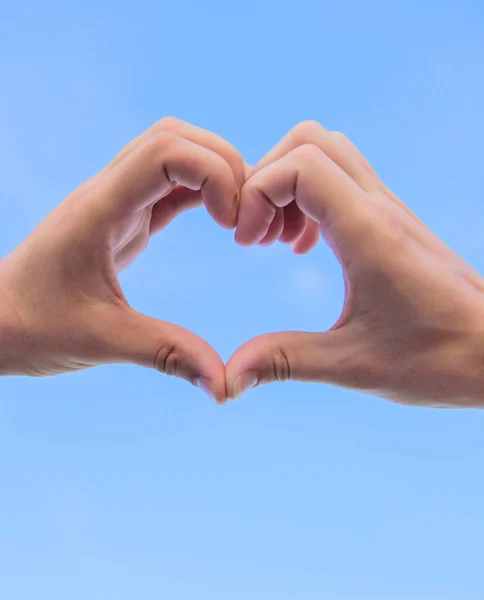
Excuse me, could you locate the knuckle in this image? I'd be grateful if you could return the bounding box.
[154,344,179,376]
[330,130,348,143]
[293,143,323,165]
[290,120,326,143]
[271,347,291,382]
[157,116,183,131]
[148,130,179,161]
[153,129,178,147]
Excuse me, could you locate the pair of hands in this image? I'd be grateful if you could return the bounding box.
[1,117,483,407]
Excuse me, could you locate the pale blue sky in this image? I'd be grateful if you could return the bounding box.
[1,1,484,598]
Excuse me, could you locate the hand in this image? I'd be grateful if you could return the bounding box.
[227,121,484,407]
[0,117,245,403]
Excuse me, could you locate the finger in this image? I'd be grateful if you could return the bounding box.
[279,202,307,244]
[99,131,240,229]
[244,162,255,179]
[235,144,370,254]
[225,330,353,399]
[105,116,246,191]
[149,187,203,234]
[329,131,378,177]
[255,121,374,190]
[329,131,426,224]
[236,121,375,247]
[291,218,320,255]
[258,207,284,246]
[101,304,227,404]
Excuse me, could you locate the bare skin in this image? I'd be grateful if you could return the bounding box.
[0,117,249,403]
[227,121,484,407]
[1,118,483,407]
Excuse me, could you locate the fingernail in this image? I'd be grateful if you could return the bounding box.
[232,371,259,400]
[196,377,222,404]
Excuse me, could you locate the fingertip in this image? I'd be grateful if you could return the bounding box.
[278,204,307,244]
[196,376,216,402]
[258,238,277,247]
[225,335,272,398]
[291,219,321,254]
[234,228,256,247]
[230,370,259,400]
[291,243,312,255]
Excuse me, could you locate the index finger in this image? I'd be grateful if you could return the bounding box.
[236,143,370,262]
[96,131,241,229]
[254,121,374,190]
[104,116,246,191]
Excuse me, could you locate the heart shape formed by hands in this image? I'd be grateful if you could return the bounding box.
[1,118,483,408]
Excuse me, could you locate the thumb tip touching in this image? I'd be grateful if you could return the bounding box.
[106,308,334,405]
[225,330,337,401]
[224,333,292,400]
[229,370,260,400]
[196,375,228,405]
[107,306,228,403]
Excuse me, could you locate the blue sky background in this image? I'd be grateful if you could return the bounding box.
[1,1,484,598]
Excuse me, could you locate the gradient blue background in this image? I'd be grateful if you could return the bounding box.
[1,1,484,598]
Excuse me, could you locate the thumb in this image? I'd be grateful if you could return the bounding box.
[225,330,353,400]
[100,304,227,403]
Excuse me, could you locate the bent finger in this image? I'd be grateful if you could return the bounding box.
[99,131,240,229]
[236,144,370,255]
[291,218,320,254]
[104,116,246,191]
